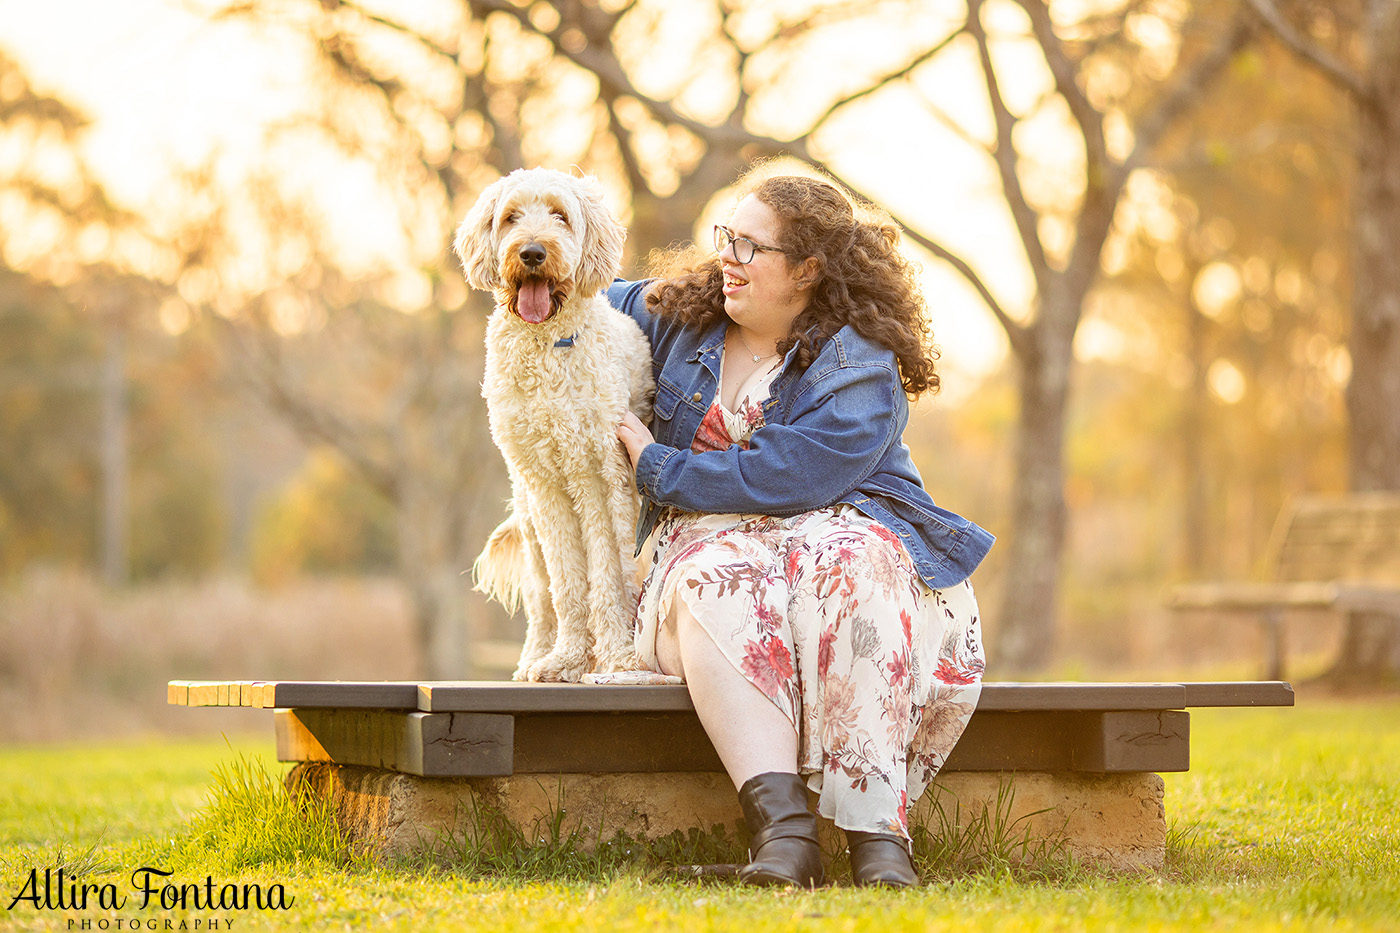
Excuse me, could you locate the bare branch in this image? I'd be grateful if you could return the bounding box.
[1124,10,1255,178]
[714,2,758,134]
[1059,0,1151,52]
[1015,0,1110,174]
[339,0,459,64]
[1246,0,1373,104]
[902,222,1031,355]
[910,86,995,157]
[767,0,885,45]
[965,0,1051,294]
[473,33,526,173]
[219,317,400,499]
[805,26,966,138]
[465,0,785,149]
[820,168,1030,354]
[601,95,649,196]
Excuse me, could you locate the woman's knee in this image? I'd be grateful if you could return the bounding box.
[659,586,709,677]
[655,610,685,678]
[806,523,906,575]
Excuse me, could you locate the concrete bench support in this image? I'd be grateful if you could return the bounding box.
[287,762,1166,872]
[171,679,1292,875]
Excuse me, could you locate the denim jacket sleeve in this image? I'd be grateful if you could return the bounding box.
[633,354,904,516]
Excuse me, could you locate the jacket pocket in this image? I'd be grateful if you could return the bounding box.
[653,379,684,421]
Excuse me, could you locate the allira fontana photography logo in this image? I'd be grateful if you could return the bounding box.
[6,866,294,927]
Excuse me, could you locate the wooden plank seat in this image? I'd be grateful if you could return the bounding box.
[169,679,1291,872]
[1167,492,1400,679]
[169,679,1293,778]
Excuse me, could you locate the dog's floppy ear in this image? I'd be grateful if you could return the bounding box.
[454,177,505,292]
[572,176,626,296]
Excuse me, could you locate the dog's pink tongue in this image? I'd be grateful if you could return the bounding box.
[518,280,552,323]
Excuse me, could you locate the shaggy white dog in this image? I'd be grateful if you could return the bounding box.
[454,168,654,682]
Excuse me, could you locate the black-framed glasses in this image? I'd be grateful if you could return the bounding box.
[714,225,785,264]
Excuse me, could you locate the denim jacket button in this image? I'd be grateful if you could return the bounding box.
[692,392,702,402]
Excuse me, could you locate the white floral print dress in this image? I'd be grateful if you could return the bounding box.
[634,360,985,839]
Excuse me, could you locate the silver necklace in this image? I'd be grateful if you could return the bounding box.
[734,329,776,364]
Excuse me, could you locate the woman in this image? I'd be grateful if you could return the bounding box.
[610,174,993,888]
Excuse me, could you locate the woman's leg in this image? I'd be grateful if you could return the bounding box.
[656,580,821,887]
[656,592,799,789]
[786,519,919,836]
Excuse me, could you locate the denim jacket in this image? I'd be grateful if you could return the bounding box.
[607,279,994,590]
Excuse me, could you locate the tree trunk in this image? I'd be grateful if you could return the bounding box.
[99,325,128,587]
[397,473,472,680]
[993,324,1072,673]
[1348,6,1400,495]
[1327,3,1400,683]
[1181,283,1212,576]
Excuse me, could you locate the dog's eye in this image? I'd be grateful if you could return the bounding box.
[551,209,569,227]
[503,210,520,225]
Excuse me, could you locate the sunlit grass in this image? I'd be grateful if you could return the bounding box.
[2,698,1398,931]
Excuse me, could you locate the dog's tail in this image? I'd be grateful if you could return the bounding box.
[472,512,527,614]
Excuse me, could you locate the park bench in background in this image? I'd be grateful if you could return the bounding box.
[1167,492,1400,680]
[169,679,1292,872]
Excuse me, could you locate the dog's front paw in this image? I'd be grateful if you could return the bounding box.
[591,649,648,675]
[528,652,589,683]
[513,649,550,682]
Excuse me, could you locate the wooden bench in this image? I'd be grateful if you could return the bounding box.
[169,679,1292,872]
[1167,492,1400,679]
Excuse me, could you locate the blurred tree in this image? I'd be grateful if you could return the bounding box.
[913,0,1256,671]
[190,0,1263,675]
[250,447,397,586]
[1098,33,1349,578]
[0,51,232,583]
[0,51,117,579]
[191,0,1019,677]
[0,274,231,582]
[0,273,101,575]
[1240,0,1400,680]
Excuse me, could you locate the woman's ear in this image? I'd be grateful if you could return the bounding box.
[454,178,505,292]
[795,256,821,290]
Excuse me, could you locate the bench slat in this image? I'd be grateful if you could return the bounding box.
[975,683,1188,711]
[171,680,1295,711]
[943,710,1189,772]
[417,682,1195,712]
[1168,581,1400,614]
[419,682,696,713]
[277,709,515,777]
[274,707,1192,777]
[271,681,424,709]
[512,712,725,773]
[1181,681,1294,707]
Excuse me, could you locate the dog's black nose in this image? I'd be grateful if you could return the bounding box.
[520,243,547,268]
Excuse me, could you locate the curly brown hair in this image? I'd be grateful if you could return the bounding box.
[645,174,940,397]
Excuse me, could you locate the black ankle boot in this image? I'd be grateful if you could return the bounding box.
[737,772,825,888]
[846,831,917,888]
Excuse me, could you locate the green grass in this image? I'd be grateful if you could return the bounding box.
[2,698,1398,931]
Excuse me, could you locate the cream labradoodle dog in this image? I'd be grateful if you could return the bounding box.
[454,168,654,682]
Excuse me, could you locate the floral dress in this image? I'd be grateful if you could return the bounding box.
[634,360,985,839]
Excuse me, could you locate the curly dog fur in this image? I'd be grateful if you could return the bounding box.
[454,168,654,682]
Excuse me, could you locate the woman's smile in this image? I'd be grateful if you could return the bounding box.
[722,267,749,296]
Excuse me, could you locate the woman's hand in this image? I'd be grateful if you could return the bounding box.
[617,410,655,470]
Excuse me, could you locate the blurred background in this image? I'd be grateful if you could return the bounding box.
[1,0,1395,741]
